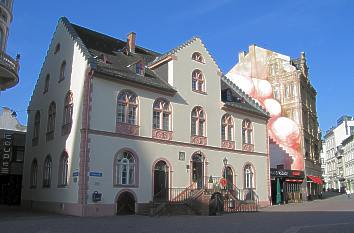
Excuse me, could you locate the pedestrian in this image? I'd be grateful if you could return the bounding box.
[346,189,351,199]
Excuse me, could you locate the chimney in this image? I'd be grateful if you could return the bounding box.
[127,32,136,53]
[238,51,245,62]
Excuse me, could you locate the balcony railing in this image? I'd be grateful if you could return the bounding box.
[0,50,19,74]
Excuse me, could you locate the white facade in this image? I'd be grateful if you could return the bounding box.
[343,136,354,193]
[324,116,354,191]
[22,18,271,216]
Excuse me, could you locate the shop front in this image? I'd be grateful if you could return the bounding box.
[271,169,304,205]
[306,175,324,200]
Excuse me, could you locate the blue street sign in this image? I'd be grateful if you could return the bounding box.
[89,171,103,177]
[73,171,79,177]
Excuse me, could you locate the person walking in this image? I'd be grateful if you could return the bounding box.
[346,189,351,199]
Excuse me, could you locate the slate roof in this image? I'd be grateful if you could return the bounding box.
[220,75,269,118]
[60,17,176,94]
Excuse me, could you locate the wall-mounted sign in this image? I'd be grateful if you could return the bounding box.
[270,168,304,179]
[89,171,103,177]
[179,151,185,161]
[73,171,79,177]
[0,133,12,174]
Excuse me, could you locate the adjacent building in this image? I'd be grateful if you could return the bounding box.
[323,115,354,191]
[226,45,322,202]
[0,0,20,91]
[0,107,26,204]
[22,17,271,216]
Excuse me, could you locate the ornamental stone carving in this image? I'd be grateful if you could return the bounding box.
[222,140,235,150]
[191,136,207,146]
[152,129,173,141]
[116,122,139,136]
[243,143,254,152]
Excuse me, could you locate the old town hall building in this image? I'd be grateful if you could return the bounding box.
[22,17,270,216]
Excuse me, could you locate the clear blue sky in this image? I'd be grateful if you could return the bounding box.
[1,0,353,134]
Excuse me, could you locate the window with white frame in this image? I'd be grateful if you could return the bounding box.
[30,159,38,188]
[58,152,69,186]
[245,164,254,189]
[117,90,138,125]
[62,91,73,134]
[192,69,205,92]
[192,52,205,63]
[242,119,253,144]
[59,61,66,82]
[43,156,52,188]
[153,98,171,131]
[115,151,136,185]
[47,102,56,138]
[191,107,206,136]
[221,114,234,141]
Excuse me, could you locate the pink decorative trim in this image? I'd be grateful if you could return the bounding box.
[192,90,207,95]
[116,122,139,136]
[222,140,235,150]
[243,143,254,152]
[152,129,173,141]
[86,129,268,156]
[78,69,94,213]
[191,135,207,145]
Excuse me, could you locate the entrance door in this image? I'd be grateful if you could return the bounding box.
[116,191,135,215]
[192,154,204,189]
[224,166,233,190]
[153,161,169,201]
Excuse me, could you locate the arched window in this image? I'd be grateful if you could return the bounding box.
[62,91,73,135]
[114,151,137,185]
[192,52,205,63]
[30,159,38,188]
[192,69,205,92]
[242,119,253,144]
[117,90,138,125]
[221,114,234,141]
[59,61,66,82]
[44,74,50,93]
[191,107,206,136]
[58,152,69,187]
[244,164,254,189]
[153,98,171,131]
[46,102,56,140]
[32,111,40,145]
[43,155,52,188]
[54,43,61,54]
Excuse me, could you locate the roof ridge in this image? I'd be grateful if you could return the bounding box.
[221,75,269,117]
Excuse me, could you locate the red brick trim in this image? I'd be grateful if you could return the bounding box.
[78,68,94,214]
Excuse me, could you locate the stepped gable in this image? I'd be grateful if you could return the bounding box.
[61,17,176,94]
[221,75,270,118]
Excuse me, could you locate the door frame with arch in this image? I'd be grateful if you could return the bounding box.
[152,159,172,201]
[190,151,207,189]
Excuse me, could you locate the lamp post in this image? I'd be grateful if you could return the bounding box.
[223,157,228,190]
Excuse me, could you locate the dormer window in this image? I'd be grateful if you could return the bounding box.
[192,52,205,63]
[136,61,145,76]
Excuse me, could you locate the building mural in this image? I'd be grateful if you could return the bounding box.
[226,46,306,171]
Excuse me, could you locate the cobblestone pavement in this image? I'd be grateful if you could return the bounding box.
[0,193,354,233]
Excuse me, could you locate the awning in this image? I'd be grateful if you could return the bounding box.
[307,176,324,185]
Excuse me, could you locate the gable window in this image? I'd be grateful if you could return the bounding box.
[117,90,138,125]
[244,164,254,189]
[32,111,40,146]
[43,155,52,188]
[153,99,171,131]
[135,61,145,75]
[192,69,205,93]
[46,102,56,141]
[44,74,50,93]
[192,52,205,63]
[30,159,38,188]
[58,152,69,187]
[62,91,73,135]
[114,151,137,186]
[54,43,60,55]
[191,107,206,136]
[59,61,66,82]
